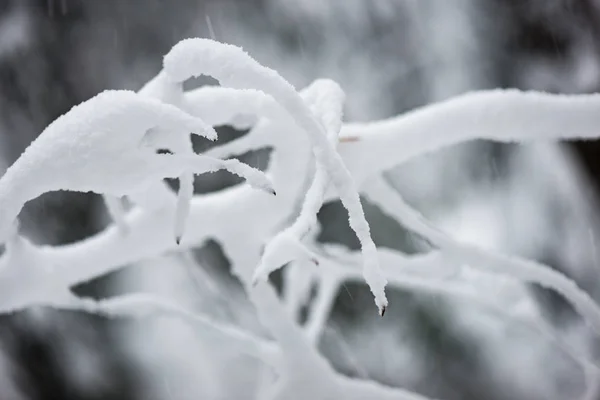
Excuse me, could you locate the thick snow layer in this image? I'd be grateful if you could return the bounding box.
[2,38,600,400]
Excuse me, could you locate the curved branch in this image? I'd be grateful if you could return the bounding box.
[340,89,600,186]
[164,38,387,314]
[363,176,600,338]
[38,293,280,367]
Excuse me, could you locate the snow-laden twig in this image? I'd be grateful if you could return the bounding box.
[0,90,274,245]
[185,82,600,360]
[338,89,600,192]
[35,292,280,367]
[137,71,197,243]
[134,72,279,243]
[294,244,600,400]
[0,83,315,313]
[252,79,346,287]
[184,87,286,132]
[163,38,388,314]
[248,277,435,400]
[282,260,320,322]
[2,37,600,400]
[298,247,458,344]
[362,176,600,337]
[215,195,434,399]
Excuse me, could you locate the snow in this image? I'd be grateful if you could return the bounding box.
[137,71,277,242]
[362,176,600,336]
[339,89,600,191]
[164,38,388,314]
[0,89,273,244]
[1,37,600,400]
[252,79,345,286]
[46,292,280,366]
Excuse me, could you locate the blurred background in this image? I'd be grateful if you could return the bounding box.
[1,0,600,399]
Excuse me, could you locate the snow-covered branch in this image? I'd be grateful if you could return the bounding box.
[41,293,280,367]
[338,89,600,190]
[0,37,599,400]
[362,176,600,336]
[252,79,345,287]
[163,38,388,314]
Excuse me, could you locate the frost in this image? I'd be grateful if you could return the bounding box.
[40,292,281,367]
[164,38,388,314]
[252,79,345,288]
[362,176,600,336]
[339,89,600,192]
[0,89,274,244]
[137,71,277,242]
[0,38,599,400]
